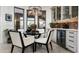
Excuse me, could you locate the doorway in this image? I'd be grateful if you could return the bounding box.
[14,7,24,30]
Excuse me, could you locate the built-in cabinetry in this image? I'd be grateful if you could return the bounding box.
[57,7,61,20]
[51,6,78,21]
[51,6,61,21]
[51,30,57,43]
[51,29,78,52]
[63,6,70,19]
[72,6,78,17]
[66,30,78,52]
[57,30,66,48]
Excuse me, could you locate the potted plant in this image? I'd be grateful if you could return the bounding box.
[49,22,57,28]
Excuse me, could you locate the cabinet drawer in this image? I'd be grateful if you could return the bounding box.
[68,35,74,38]
[66,36,77,43]
[67,35,77,39]
[66,33,74,37]
[66,39,74,44]
[67,31,77,35]
[66,37,74,41]
[68,39,74,43]
[66,44,77,52]
[69,31,74,34]
[66,36,77,40]
[66,40,76,47]
[66,36,77,42]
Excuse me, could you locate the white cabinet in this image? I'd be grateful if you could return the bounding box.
[66,30,78,52]
[51,30,57,43]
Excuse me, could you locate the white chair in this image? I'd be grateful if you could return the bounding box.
[37,29,45,38]
[18,29,25,35]
[9,30,34,53]
[18,29,28,37]
[35,29,53,53]
[37,29,44,34]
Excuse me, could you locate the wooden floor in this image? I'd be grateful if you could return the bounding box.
[0,41,71,53]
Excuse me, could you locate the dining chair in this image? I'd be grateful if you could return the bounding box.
[36,29,45,38]
[18,29,26,37]
[9,30,34,53]
[35,29,53,53]
[37,29,44,34]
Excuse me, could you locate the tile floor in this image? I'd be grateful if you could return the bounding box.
[0,42,71,53]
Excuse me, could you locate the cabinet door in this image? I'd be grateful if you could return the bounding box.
[52,30,57,42]
[72,6,78,17]
[57,7,61,20]
[51,6,61,21]
[63,6,70,19]
[66,31,77,52]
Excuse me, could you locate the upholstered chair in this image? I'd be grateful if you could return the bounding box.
[35,29,53,53]
[9,30,34,53]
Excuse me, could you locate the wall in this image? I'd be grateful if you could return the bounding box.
[0,6,14,43]
[0,7,2,43]
[0,6,28,43]
[77,7,79,52]
[41,6,52,29]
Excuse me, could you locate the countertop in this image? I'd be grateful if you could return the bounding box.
[50,28,78,32]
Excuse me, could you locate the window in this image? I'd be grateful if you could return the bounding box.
[63,6,70,19]
[38,10,46,29]
[27,10,35,28]
[27,10,46,29]
[27,18,35,27]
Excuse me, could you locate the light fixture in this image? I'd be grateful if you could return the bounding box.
[28,6,42,11]
[28,6,42,16]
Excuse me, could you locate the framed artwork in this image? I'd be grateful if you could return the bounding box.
[5,14,12,21]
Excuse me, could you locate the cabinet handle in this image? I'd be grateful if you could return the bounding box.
[69,36,74,38]
[68,45,74,48]
[69,32,74,34]
[69,40,74,42]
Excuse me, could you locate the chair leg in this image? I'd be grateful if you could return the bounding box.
[35,43,37,52]
[46,45,49,53]
[32,43,35,52]
[50,42,53,50]
[11,45,14,53]
[22,47,25,53]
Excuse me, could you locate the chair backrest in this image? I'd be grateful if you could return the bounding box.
[46,30,52,44]
[18,29,25,34]
[37,29,44,34]
[44,29,50,38]
[9,30,24,47]
[18,29,25,37]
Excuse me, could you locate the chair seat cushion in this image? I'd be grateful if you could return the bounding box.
[23,36,34,46]
[35,38,47,44]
